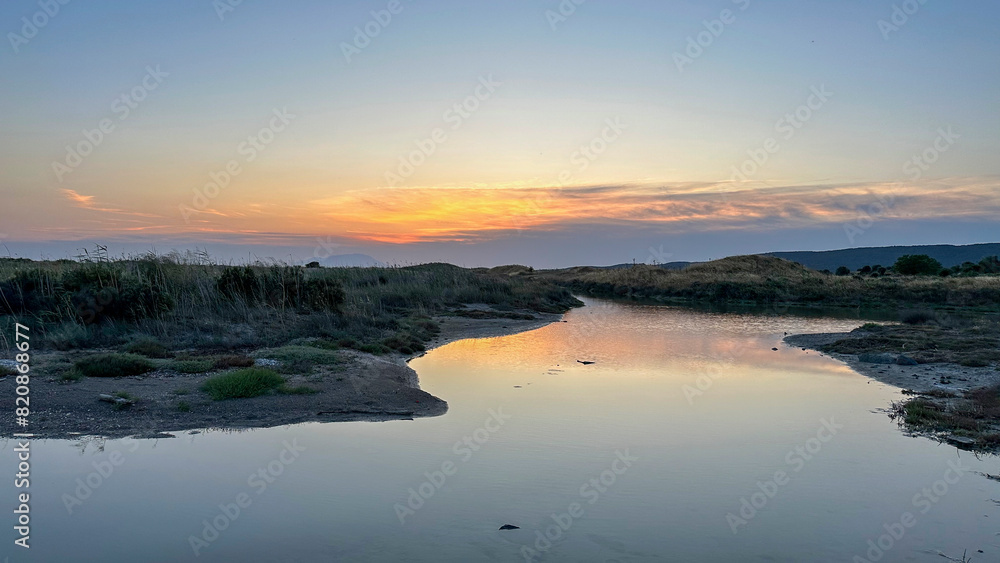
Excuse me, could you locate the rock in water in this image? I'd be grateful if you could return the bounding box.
[499,524,520,530]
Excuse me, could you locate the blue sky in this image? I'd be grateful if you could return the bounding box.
[1,0,998,266]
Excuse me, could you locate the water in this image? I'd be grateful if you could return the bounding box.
[4,298,998,562]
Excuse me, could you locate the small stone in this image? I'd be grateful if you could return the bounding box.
[499,524,520,531]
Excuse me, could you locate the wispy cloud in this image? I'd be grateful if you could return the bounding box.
[306,177,1000,244]
[61,189,161,218]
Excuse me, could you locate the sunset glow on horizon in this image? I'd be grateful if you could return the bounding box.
[2,1,998,266]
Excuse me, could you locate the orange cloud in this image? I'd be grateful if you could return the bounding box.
[305,178,1000,244]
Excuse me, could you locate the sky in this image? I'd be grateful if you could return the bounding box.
[1,0,998,267]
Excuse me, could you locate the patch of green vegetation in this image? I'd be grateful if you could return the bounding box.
[59,369,84,382]
[893,254,943,276]
[75,353,155,377]
[201,368,285,400]
[123,338,172,358]
[821,318,1000,367]
[356,343,390,355]
[174,387,190,395]
[0,364,16,377]
[254,345,340,373]
[177,401,191,412]
[171,359,215,373]
[859,322,882,330]
[901,399,948,427]
[277,384,319,395]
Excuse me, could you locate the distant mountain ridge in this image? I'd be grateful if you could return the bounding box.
[765,243,1000,271]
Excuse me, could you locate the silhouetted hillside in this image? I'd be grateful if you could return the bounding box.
[767,243,1000,271]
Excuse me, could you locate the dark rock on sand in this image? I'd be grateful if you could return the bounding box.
[499,524,520,531]
[858,353,895,364]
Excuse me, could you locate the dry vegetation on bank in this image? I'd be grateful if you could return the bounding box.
[528,255,1000,309]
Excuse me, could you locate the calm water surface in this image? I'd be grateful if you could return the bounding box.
[4,298,998,562]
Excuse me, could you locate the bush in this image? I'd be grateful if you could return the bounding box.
[201,368,285,400]
[75,353,156,377]
[124,339,172,358]
[835,266,851,276]
[893,254,943,276]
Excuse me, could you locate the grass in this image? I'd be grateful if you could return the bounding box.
[171,359,216,373]
[59,369,84,382]
[200,368,285,400]
[820,317,1000,367]
[0,252,581,356]
[177,401,191,412]
[536,255,1000,308]
[0,364,16,376]
[75,353,156,377]
[254,345,340,374]
[123,338,172,358]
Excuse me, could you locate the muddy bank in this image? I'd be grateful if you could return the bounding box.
[785,330,999,394]
[0,313,561,440]
[786,324,1000,451]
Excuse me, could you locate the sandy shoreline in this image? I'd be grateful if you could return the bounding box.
[0,313,562,440]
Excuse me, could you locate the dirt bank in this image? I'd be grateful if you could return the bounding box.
[0,313,561,440]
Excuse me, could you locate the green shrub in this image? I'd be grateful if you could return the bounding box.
[893,254,943,276]
[60,369,84,382]
[124,339,172,358]
[255,346,340,366]
[177,401,191,412]
[201,368,285,400]
[75,353,156,377]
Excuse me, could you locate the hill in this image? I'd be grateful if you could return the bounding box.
[766,243,1000,271]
